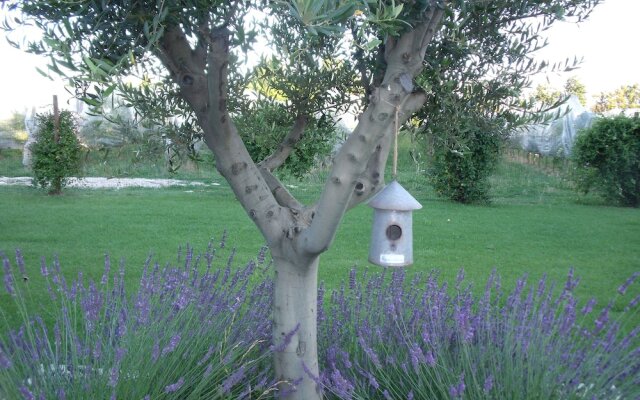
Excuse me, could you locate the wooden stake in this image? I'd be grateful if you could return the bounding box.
[53,95,60,143]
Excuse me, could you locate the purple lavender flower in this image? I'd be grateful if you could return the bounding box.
[483,374,494,393]
[409,343,424,373]
[3,255,15,296]
[349,268,357,290]
[101,254,110,285]
[329,369,354,398]
[425,349,436,367]
[0,346,12,369]
[134,294,150,325]
[164,377,185,393]
[257,245,268,265]
[273,323,300,352]
[594,304,611,335]
[219,230,228,248]
[449,373,465,398]
[108,363,119,388]
[618,272,640,295]
[366,371,379,390]
[93,341,102,360]
[81,281,103,331]
[222,365,246,393]
[116,309,127,339]
[581,298,596,315]
[19,385,35,400]
[152,340,160,362]
[198,346,215,366]
[564,267,580,293]
[115,347,126,363]
[39,257,48,277]
[628,293,640,310]
[357,335,381,368]
[161,334,181,356]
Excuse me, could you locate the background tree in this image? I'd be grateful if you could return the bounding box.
[411,7,590,203]
[534,82,563,105]
[2,0,602,398]
[593,84,640,113]
[564,76,587,106]
[31,110,82,195]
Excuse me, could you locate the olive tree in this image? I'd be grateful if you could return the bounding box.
[2,0,600,398]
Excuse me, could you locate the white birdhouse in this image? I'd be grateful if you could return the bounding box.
[368,180,422,267]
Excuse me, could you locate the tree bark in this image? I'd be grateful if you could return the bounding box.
[272,252,320,399]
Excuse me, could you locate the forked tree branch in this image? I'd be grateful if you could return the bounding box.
[157,24,286,245]
[156,24,208,113]
[259,115,308,172]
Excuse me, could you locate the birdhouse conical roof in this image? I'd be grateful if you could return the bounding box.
[368,180,422,210]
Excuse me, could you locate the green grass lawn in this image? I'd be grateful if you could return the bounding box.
[1,147,639,331]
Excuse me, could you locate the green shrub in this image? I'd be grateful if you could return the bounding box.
[234,102,338,179]
[31,111,82,195]
[572,115,640,207]
[429,119,502,204]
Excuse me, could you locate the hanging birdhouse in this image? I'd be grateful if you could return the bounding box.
[368,180,422,267]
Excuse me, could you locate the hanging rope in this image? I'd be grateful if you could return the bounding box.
[392,105,399,180]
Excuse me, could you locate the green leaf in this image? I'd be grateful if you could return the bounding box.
[392,3,404,18]
[35,67,52,80]
[84,56,98,75]
[363,38,382,51]
[80,96,102,107]
[102,84,117,99]
[57,57,79,72]
[330,3,357,22]
[62,19,74,37]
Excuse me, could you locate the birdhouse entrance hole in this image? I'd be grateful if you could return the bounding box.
[386,224,402,240]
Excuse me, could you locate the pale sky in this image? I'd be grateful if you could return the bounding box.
[0,0,638,119]
[530,0,640,104]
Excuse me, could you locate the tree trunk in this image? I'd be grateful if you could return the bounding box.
[154,11,445,400]
[272,252,321,400]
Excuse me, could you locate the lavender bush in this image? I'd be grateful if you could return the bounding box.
[2,239,639,400]
[1,240,277,399]
[317,268,640,399]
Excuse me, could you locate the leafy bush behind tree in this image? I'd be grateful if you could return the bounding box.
[427,112,504,204]
[572,115,640,207]
[31,111,82,195]
[234,102,338,179]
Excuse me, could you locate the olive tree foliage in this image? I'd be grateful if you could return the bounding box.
[1,0,601,398]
